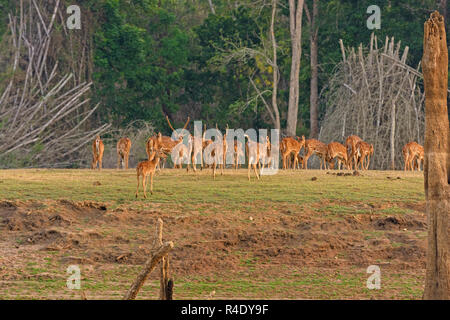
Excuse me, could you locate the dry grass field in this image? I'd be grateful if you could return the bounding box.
[0,168,428,299]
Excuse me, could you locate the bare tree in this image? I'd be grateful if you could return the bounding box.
[319,35,426,170]
[422,11,449,300]
[304,0,319,138]
[286,0,305,136]
[0,0,109,168]
[270,0,280,131]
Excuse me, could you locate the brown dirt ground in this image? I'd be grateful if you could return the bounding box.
[0,197,431,299]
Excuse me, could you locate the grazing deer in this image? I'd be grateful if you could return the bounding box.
[117,137,132,169]
[402,142,424,171]
[135,150,167,198]
[355,141,374,170]
[303,139,328,170]
[91,135,104,170]
[281,136,305,169]
[327,142,348,170]
[345,135,362,170]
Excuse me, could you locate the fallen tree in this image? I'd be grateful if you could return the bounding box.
[0,0,109,168]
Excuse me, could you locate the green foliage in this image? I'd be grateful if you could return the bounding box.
[1,0,444,136]
[92,0,190,132]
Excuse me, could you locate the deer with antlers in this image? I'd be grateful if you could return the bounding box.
[345,135,362,170]
[117,137,132,169]
[91,135,104,170]
[303,138,328,170]
[327,142,348,170]
[281,136,305,169]
[135,150,167,198]
[146,116,190,169]
[402,141,424,171]
[355,141,374,170]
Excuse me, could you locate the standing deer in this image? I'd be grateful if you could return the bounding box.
[91,135,104,170]
[303,138,328,170]
[145,116,190,169]
[244,135,269,180]
[345,135,362,170]
[219,124,229,175]
[233,139,245,170]
[402,142,424,171]
[135,150,167,199]
[355,141,374,170]
[327,142,348,170]
[117,137,132,169]
[281,136,305,169]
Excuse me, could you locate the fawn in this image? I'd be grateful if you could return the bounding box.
[135,151,167,199]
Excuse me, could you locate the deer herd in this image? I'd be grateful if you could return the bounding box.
[90,116,425,198]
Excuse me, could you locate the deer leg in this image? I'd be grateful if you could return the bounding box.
[150,173,154,195]
[293,153,298,170]
[117,154,120,170]
[125,154,129,170]
[143,175,147,199]
[135,174,140,198]
[303,150,313,169]
[253,163,260,180]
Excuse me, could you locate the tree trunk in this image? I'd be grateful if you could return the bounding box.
[286,0,305,136]
[309,0,319,138]
[208,0,216,14]
[422,11,450,300]
[390,103,396,170]
[271,0,281,131]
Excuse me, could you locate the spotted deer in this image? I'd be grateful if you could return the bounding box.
[303,139,328,170]
[146,116,190,169]
[281,136,305,169]
[355,141,374,170]
[91,136,104,170]
[135,150,167,198]
[345,135,362,170]
[244,135,267,180]
[414,145,424,171]
[327,142,348,170]
[402,142,424,171]
[117,137,132,169]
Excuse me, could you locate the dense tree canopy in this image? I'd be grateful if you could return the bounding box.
[0,0,447,138]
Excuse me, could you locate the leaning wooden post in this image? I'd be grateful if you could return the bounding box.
[157,219,168,300]
[422,11,450,300]
[123,241,174,300]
